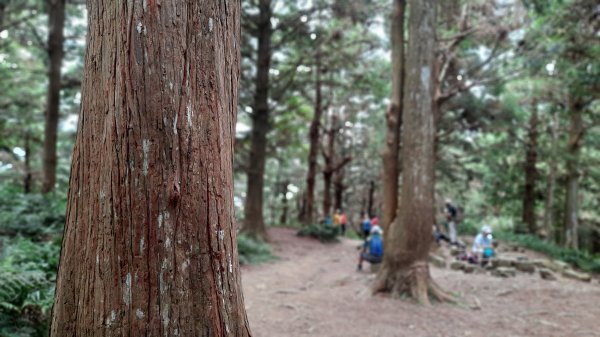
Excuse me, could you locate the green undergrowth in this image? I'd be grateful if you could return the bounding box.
[497,232,600,274]
[297,224,339,242]
[237,234,274,265]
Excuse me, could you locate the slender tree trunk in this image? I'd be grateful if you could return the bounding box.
[543,109,559,241]
[374,0,451,304]
[50,2,251,336]
[333,169,344,211]
[564,102,584,250]
[23,131,32,194]
[302,50,323,224]
[522,101,538,234]
[367,180,375,217]
[242,0,272,240]
[42,0,66,193]
[279,180,289,225]
[381,0,405,232]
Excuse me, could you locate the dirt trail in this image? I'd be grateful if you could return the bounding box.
[241,228,600,337]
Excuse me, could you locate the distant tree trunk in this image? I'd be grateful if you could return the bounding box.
[302,50,323,224]
[322,115,335,216]
[50,2,251,336]
[42,0,66,193]
[279,180,289,225]
[374,0,451,304]
[333,169,344,211]
[381,0,405,232]
[543,109,559,241]
[242,0,272,240]
[23,132,32,194]
[564,102,584,250]
[367,180,375,217]
[522,101,538,235]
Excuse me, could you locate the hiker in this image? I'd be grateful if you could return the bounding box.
[361,213,371,239]
[433,224,451,244]
[337,209,348,236]
[445,199,458,244]
[472,225,494,262]
[357,226,384,271]
[323,214,333,226]
[370,214,379,229]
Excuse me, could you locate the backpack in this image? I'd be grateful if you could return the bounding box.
[369,236,384,257]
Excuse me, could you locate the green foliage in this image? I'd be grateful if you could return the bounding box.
[237,234,274,265]
[297,224,339,242]
[0,237,60,337]
[0,188,66,237]
[497,232,600,274]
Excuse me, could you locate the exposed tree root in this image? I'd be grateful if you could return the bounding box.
[373,260,456,305]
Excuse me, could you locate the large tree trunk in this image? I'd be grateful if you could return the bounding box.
[543,109,559,241]
[522,101,538,234]
[374,0,451,305]
[381,0,405,232]
[302,51,323,224]
[242,0,272,240]
[41,0,66,193]
[50,2,251,336]
[564,102,584,250]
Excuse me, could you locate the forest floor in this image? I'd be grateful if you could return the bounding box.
[241,227,600,337]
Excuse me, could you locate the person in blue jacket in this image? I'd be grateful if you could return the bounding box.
[357,226,384,271]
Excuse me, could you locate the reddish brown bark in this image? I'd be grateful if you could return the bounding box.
[50,2,250,336]
[242,0,272,240]
[374,0,452,305]
[41,0,65,193]
[381,0,405,232]
[522,101,538,234]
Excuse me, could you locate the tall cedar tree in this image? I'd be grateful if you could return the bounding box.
[381,0,405,231]
[41,0,65,193]
[242,0,272,240]
[374,0,453,304]
[50,1,251,336]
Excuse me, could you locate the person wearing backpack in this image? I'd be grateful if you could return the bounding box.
[357,226,384,271]
[361,212,372,239]
[445,199,458,244]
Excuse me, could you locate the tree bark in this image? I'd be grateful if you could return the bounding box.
[279,180,289,225]
[24,131,32,194]
[564,101,584,250]
[333,169,344,211]
[41,0,66,193]
[374,0,452,305]
[522,101,538,235]
[542,109,559,241]
[242,0,272,240]
[302,50,323,224]
[381,0,405,232]
[367,180,375,217]
[50,2,250,336]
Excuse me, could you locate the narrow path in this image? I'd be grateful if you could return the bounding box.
[241,228,600,337]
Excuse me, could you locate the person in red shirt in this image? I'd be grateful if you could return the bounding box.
[370,214,379,228]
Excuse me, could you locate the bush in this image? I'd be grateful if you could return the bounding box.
[497,232,600,274]
[237,234,274,265]
[0,237,60,337]
[297,224,338,242]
